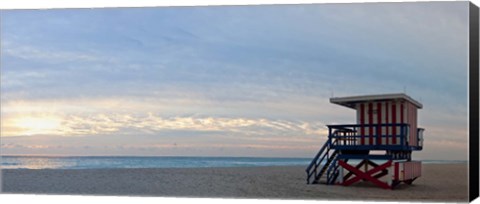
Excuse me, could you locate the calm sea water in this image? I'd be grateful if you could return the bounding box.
[0,156,312,169]
[0,156,466,170]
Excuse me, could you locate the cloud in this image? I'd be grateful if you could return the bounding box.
[2,3,468,101]
[2,111,328,138]
[0,3,470,159]
[3,44,99,63]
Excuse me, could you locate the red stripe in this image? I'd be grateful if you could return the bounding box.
[411,163,413,179]
[377,102,381,145]
[408,103,414,146]
[410,163,412,179]
[400,103,404,123]
[408,163,410,180]
[412,105,415,145]
[360,104,365,145]
[405,163,408,180]
[410,162,412,179]
[409,103,412,146]
[415,108,418,146]
[416,162,418,177]
[412,104,416,146]
[385,102,389,145]
[408,163,411,179]
[419,162,422,176]
[401,102,404,145]
[394,162,399,181]
[392,103,397,144]
[368,102,373,145]
[413,162,417,178]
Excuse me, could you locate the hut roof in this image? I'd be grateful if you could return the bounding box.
[330,93,423,109]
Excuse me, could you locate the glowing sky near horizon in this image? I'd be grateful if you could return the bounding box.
[0,2,470,159]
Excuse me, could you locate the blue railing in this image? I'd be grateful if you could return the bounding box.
[306,142,328,184]
[305,140,339,184]
[327,123,413,150]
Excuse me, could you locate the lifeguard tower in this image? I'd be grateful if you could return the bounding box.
[306,93,424,189]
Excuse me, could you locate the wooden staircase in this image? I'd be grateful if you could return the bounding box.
[305,139,340,184]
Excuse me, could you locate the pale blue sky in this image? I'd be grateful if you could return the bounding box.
[0,2,470,159]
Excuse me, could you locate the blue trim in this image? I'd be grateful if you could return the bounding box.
[332,145,415,151]
[336,154,393,160]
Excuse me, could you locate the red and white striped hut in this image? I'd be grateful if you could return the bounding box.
[330,93,424,148]
[306,93,424,189]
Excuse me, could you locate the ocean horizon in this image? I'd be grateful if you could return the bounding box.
[0,155,467,170]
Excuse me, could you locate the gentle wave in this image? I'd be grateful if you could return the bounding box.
[1,156,312,169]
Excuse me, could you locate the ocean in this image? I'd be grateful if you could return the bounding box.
[0,156,466,170]
[0,156,313,169]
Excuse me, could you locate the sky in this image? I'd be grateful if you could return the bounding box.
[0,2,470,160]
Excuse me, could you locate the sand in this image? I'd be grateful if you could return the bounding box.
[1,163,469,202]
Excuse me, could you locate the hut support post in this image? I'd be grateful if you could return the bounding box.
[338,162,344,184]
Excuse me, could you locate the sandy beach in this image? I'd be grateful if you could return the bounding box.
[1,163,468,202]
